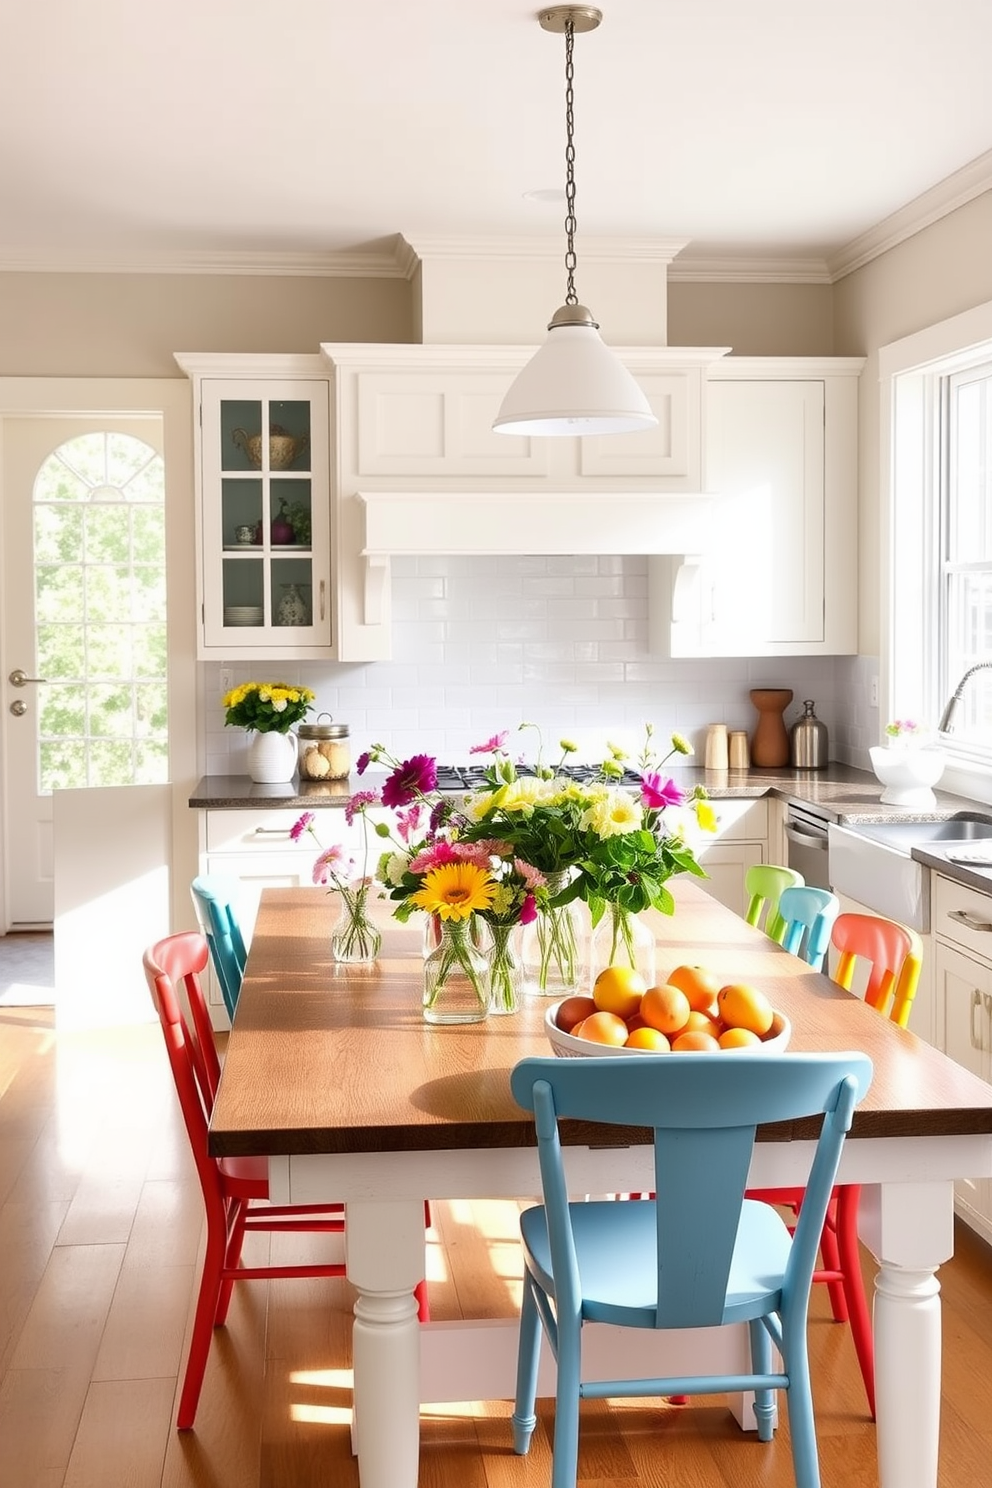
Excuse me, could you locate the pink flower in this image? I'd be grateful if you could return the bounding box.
[641,772,685,810]
[395,804,424,843]
[290,811,315,841]
[408,840,461,873]
[470,731,509,755]
[514,858,546,890]
[344,789,380,826]
[313,844,355,886]
[455,838,514,867]
[519,892,538,926]
[381,754,438,808]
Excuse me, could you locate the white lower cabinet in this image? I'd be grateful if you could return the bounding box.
[691,800,768,918]
[933,873,992,1244]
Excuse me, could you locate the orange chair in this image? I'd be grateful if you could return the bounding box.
[143,931,430,1429]
[750,911,922,1419]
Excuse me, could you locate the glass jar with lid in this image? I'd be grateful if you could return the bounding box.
[297,714,351,781]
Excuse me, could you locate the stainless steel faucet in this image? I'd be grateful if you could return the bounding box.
[938,660,992,732]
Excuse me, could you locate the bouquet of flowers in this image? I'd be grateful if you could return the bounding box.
[222,681,315,734]
[885,717,926,748]
[291,793,382,962]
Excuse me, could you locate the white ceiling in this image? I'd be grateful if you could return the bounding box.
[5,0,992,278]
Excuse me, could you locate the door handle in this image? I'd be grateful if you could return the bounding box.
[949,908,992,933]
[8,669,48,687]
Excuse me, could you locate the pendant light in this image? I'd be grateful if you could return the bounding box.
[493,6,657,438]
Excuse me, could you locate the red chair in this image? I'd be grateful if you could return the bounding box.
[143,931,430,1429]
[749,911,923,1419]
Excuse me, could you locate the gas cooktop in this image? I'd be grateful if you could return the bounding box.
[433,763,645,793]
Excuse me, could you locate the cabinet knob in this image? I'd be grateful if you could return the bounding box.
[949,908,992,933]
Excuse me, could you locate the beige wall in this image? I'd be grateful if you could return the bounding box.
[833,190,992,656]
[0,273,413,377]
[668,281,835,356]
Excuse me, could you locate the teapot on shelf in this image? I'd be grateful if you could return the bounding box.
[232,423,309,470]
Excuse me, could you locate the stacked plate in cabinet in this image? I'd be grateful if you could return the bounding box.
[224,605,264,626]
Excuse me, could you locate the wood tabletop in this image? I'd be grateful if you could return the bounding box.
[208,884,992,1159]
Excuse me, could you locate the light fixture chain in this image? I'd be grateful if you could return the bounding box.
[563,17,577,306]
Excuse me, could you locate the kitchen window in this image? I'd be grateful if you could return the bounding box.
[883,300,992,787]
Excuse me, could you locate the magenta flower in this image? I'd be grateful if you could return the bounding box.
[408,840,461,873]
[381,753,438,808]
[344,789,381,826]
[470,731,509,755]
[290,811,315,841]
[355,750,371,775]
[519,892,538,926]
[641,772,685,810]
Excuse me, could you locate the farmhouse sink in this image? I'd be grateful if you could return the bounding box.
[828,812,992,933]
[851,812,992,851]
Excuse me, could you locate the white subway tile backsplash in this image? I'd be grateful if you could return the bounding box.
[200,556,860,769]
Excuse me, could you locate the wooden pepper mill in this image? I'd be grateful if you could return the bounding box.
[749,688,793,767]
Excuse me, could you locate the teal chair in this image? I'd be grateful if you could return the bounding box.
[190,875,248,1020]
[776,885,841,972]
[509,1051,872,1488]
[744,863,804,943]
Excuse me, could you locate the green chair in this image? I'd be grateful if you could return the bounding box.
[744,863,804,943]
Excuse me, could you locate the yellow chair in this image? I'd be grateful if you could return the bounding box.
[744,862,804,943]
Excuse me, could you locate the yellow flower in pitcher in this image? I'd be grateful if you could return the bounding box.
[410,862,497,922]
[580,789,643,838]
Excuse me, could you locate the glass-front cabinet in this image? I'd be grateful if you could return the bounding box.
[178,356,333,659]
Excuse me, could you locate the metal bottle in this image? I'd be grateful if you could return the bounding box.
[790,699,829,769]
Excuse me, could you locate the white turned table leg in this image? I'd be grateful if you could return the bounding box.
[345,1197,426,1488]
[859,1179,956,1488]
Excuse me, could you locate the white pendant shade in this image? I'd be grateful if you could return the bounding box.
[493,322,659,437]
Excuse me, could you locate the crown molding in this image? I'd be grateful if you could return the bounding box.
[827,147,992,282]
[0,240,414,277]
[668,255,832,285]
[401,234,690,265]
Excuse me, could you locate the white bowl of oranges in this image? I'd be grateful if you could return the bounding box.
[545,963,790,1058]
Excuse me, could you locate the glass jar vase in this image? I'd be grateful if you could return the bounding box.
[589,905,656,989]
[487,922,521,1015]
[330,890,381,964]
[518,870,585,997]
[423,919,490,1025]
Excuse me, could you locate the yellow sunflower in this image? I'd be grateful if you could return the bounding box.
[410,862,497,922]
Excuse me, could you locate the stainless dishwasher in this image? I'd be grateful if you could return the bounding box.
[784,801,832,890]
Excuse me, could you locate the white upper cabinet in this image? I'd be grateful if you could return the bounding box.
[177,355,336,661]
[649,357,863,658]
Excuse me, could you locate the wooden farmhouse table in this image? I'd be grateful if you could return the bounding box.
[209,883,992,1488]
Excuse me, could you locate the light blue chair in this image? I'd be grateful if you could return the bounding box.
[776,885,841,972]
[509,1051,873,1488]
[190,875,248,1020]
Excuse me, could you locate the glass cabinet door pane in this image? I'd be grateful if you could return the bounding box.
[221,478,263,547]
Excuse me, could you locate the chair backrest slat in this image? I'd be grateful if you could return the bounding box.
[512,1052,872,1334]
[830,912,922,1028]
[190,875,248,1019]
[777,885,841,971]
[744,864,804,942]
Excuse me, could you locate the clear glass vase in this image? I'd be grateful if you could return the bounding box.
[423,919,490,1025]
[487,922,521,1015]
[589,904,656,989]
[519,871,585,997]
[330,890,382,964]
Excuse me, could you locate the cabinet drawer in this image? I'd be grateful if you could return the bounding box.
[205,808,335,854]
[711,799,768,842]
[933,874,992,961]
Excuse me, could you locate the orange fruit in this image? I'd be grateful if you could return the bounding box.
[639,983,691,1036]
[719,1026,763,1050]
[569,1018,587,1037]
[592,965,648,1019]
[576,1010,630,1046]
[625,1026,671,1052]
[717,982,774,1037]
[681,1009,723,1039]
[671,1029,721,1052]
[556,995,597,1033]
[666,963,722,1013]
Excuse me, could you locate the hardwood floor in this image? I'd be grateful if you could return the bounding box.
[1,1001,992,1486]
